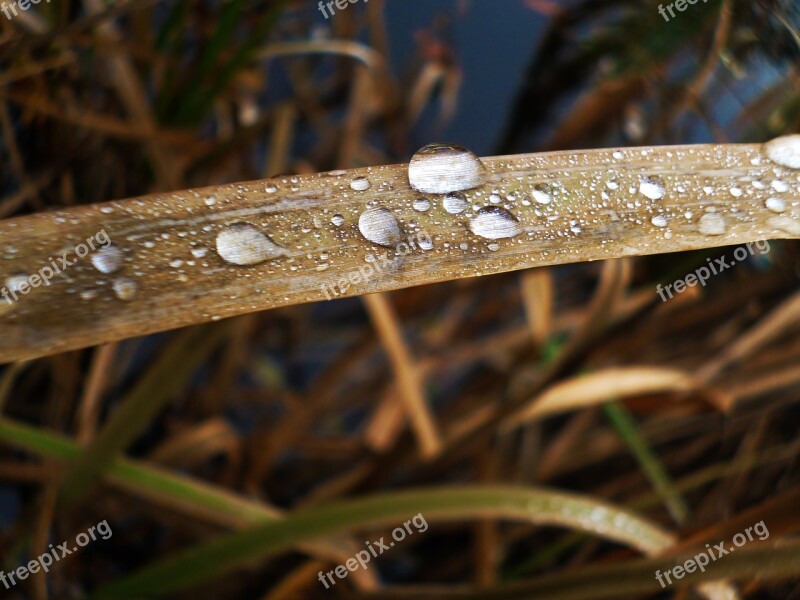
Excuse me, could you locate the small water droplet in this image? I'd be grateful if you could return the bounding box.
[112,277,137,301]
[331,214,345,227]
[612,151,624,160]
[4,274,28,293]
[191,247,208,259]
[698,213,726,235]
[771,180,789,193]
[266,185,278,193]
[606,180,619,190]
[418,237,434,251]
[730,187,743,197]
[651,215,669,228]
[204,196,217,206]
[100,206,114,214]
[468,206,522,240]
[408,143,486,194]
[413,198,431,212]
[764,135,800,169]
[532,184,553,205]
[350,177,371,192]
[358,207,402,247]
[169,258,184,268]
[215,222,285,266]
[639,177,665,200]
[90,245,124,274]
[765,197,787,213]
[487,243,500,251]
[443,192,468,214]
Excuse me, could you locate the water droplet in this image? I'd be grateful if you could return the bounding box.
[532,184,553,205]
[350,177,371,192]
[191,247,208,259]
[266,185,278,193]
[112,277,137,301]
[487,243,500,251]
[358,207,402,247]
[90,245,124,274]
[698,213,726,235]
[408,143,486,194]
[413,198,431,212]
[765,197,787,213]
[169,258,184,269]
[418,237,434,251]
[606,180,619,191]
[4,274,28,293]
[769,216,800,236]
[651,215,669,228]
[730,187,743,197]
[204,196,217,206]
[612,151,624,160]
[639,177,665,200]
[215,222,285,266]
[764,135,800,169]
[771,180,789,193]
[468,206,522,240]
[443,192,468,214]
[331,214,345,227]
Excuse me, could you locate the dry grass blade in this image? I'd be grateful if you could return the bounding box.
[504,366,697,429]
[2,140,799,363]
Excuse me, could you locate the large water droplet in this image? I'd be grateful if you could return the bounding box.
[468,206,522,240]
[408,143,486,194]
[350,177,371,192]
[443,192,468,214]
[358,207,402,247]
[651,215,669,228]
[764,135,800,169]
[215,222,285,266]
[698,213,726,235]
[532,184,553,205]
[112,277,137,301]
[90,245,124,274]
[4,274,28,293]
[639,177,665,200]
[765,197,787,213]
[413,198,431,212]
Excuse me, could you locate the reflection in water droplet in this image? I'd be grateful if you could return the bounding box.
[112,277,137,301]
[651,215,668,228]
[358,207,402,247]
[331,214,345,227]
[765,197,787,213]
[468,206,522,240]
[532,184,553,205]
[443,192,468,214]
[639,177,665,200]
[698,213,726,235]
[91,245,124,274]
[764,135,800,169]
[408,143,486,194]
[350,177,371,192]
[215,222,285,266]
[413,198,431,212]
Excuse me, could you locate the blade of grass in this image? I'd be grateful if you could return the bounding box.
[59,323,230,506]
[603,401,690,525]
[0,416,379,586]
[2,140,800,362]
[92,485,677,598]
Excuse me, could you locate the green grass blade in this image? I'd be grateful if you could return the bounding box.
[92,485,675,598]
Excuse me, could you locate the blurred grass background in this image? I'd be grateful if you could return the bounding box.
[1,0,800,598]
